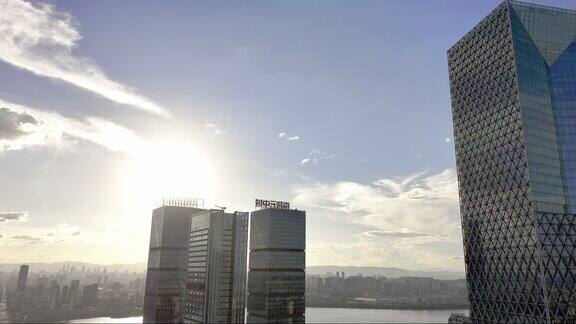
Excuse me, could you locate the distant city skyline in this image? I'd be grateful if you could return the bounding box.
[1,0,576,272]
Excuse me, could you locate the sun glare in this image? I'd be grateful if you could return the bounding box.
[124,141,212,207]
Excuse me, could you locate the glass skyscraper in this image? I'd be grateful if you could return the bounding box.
[16,265,28,292]
[448,1,576,322]
[247,207,306,323]
[143,204,205,323]
[185,209,248,323]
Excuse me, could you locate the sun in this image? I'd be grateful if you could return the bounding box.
[123,140,212,206]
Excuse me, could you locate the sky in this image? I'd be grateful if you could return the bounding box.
[1,0,576,271]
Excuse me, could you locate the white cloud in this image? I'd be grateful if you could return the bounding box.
[1,222,83,247]
[53,222,81,236]
[294,169,465,270]
[0,211,29,223]
[299,149,340,166]
[0,98,143,152]
[355,229,430,239]
[278,132,299,141]
[0,0,168,116]
[204,123,222,137]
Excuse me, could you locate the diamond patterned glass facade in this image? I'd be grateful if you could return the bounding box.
[448,1,576,322]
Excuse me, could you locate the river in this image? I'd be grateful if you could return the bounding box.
[69,307,468,323]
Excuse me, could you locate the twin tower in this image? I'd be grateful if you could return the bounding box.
[142,199,305,323]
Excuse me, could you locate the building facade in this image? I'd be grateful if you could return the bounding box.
[448,1,576,322]
[247,207,306,323]
[69,280,80,311]
[184,210,248,323]
[49,281,60,311]
[16,265,28,292]
[143,204,205,323]
[82,283,98,307]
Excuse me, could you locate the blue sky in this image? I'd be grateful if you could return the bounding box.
[1,0,575,270]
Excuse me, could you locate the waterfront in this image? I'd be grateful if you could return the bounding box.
[70,307,468,323]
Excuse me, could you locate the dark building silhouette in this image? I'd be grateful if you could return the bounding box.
[49,281,60,311]
[69,279,80,310]
[247,206,306,323]
[60,285,69,307]
[184,209,248,323]
[143,201,205,323]
[448,0,576,322]
[16,265,29,292]
[82,283,98,307]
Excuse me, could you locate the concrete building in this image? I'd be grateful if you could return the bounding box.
[247,204,306,323]
[184,209,248,323]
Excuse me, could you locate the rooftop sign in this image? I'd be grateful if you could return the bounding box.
[255,199,290,210]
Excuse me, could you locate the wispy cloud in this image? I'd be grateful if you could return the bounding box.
[355,229,431,239]
[294,169,464,270]
[11,234,41,242]
[0,98,143,152]
[278,132,299,141]
[0,211,29,223]
[2,222,83,247]
[53,222,81,236]
[300,149,339,165]
[0,0,168,116]
[204,123,222,137]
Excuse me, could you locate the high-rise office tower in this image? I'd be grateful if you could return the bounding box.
[49,281,60,311]
[448,1,576,322]
[143,200,205,323]
[16,265,28,292]
[69,279,80,310]
[247,202,305,323]
[60,285,69,307]
[82,283,98,307]
[184,209,248,323]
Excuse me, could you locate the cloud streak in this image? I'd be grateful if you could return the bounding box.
[11,234,41,241]
[0,0,168,116]
[278,132,299,141]
[204,123,222,137]
[0,211,29,223]
[0,99,143,152]
[300,149,339,165]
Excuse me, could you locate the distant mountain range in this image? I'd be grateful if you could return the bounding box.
[0,262,464,280]
[307,266,465,280]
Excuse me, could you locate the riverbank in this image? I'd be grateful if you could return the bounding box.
[307,302,468,311]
